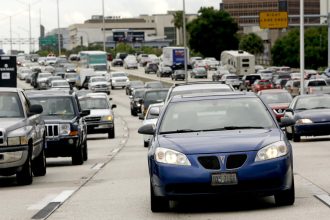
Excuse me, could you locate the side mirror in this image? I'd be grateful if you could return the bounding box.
[279,117,295,128]
[80,109,90,117]
[129,96,133,99]
[138,113,144,120]
[149,108,160,117]
[29,104,43,116]
[138,124,155,135]
[109,97,112,101]
[111,104,117,109]
[285,108,294,114]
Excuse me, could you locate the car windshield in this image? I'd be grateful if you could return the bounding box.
[39,73,52,78]
[196,68,205,72]
[80,97,109,110]
[112,73,126,77]
[133,90,145,98]
[307,80,327,86]
[29,97,75,116]
[258,80,271,85]
[66,74,77,79]
[130,81,144,87]
[52,81,69,87]
[260,92,292,104]
[175,70,185,74]
[93,65,107,71]
[146,82,162,88]
[91,77,106,82]
[0,92,24,118]
[145,91,168,101]
[159,98,275,133]
[295,96,330,110]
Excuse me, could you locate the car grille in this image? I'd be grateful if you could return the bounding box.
[46,124,59,138]
[226,154,247,169]
[116,79,126,82]
[198,156,220,170]
[85,117,101,122]
[95,84,107,88]
[0,130,3,144]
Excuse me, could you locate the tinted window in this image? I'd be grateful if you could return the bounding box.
[295,96,330,110]
[260,92,292,104]
[30,97,75,116]
[79,97,109,110]
[145,91,168,101]
[159,98,275,133]
[0,92,24,118]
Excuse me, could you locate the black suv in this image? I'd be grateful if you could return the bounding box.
[26,90,90,165]
[129,88,145,116]
[239,74,262,91]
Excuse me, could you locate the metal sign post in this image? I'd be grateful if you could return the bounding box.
[0,56,17,88]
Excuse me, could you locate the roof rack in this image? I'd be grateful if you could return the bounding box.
[172,81,224,87]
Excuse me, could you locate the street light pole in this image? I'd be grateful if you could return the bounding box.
[183,0,188,83]
[102,0,106,51]
[29,3,32,53]
[327,0,330,67]
[57,0,61,56]
[9,16,13,53]
[300,0,304,95]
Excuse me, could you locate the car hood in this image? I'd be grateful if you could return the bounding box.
[0,118,25,131]
[157,129,282,154]
[294,109,330,122]
[89,82,109,86]
[268,103,290,109]
[88,109,112,116]
[112,77,128,81]
[42,115,76,123]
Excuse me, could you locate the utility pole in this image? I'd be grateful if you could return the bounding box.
[102,0,106,51]
[183,0,188,83]
[57,0,61,56]
[9,16,13,53]
[327,0,330,67]
[300,0,305,95]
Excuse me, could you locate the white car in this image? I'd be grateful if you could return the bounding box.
[140,103,163,147]
[110,72,129,89]
[88,76,111,95]
[49,80,71,90]
[219,74,241,89]
[124,57,138,69]
[36,72,52,89]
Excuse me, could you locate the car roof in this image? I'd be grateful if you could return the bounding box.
[170,92,257,102]
[25,89,75,98]
[0,87,22,93]
[258,89,289,94]
[170,83,233,92]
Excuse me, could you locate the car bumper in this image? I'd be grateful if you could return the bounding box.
[174,74,185,79]
[112,82,128,87]
[295,122,330,136]
[86,122,114,134]
[193,74,207,78]
[0,146,28,175]
[91,87,110,93]
[150,153,292,199]
[45,137,79,157]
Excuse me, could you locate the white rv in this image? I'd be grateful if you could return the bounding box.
[220,50,255,75]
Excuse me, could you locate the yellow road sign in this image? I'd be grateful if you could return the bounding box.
[259,11,288,29]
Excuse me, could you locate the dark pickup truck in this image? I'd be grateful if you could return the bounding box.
[26,90,90,165]
[0,88,46,185]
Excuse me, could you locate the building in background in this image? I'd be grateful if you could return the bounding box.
[221,0,320,25]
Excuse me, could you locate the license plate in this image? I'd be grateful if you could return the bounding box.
[211,173,238,186]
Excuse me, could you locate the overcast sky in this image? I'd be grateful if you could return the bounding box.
[0,0,220,52]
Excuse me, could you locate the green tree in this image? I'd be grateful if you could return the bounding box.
[172,11,184,45]
[239,33,264,55]
[187,7,239,58]
[271,27,327,69]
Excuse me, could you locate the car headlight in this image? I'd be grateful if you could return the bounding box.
[155,147,191,166]
[7,136,28,146]
[59,124,71,135]
[255,141,288,162]
[296,118,313,125]
[102,115,113,121]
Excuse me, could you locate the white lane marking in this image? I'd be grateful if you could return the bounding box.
[51,190,75,203]
[112,148,120,153]
[92,163,104,170]
[27,194,57,210]
[315,194,330,207]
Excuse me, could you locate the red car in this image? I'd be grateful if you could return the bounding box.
[251,79,273,92]
[258,89,293,121]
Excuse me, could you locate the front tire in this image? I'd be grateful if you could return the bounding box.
[72,144,84,165]
[83,140,88,161]
[17,154,33,185]
[108,128,115,139]
[275,177,295,206]
[32,146,46,176]
[150,181,169,212]
[292,127,301,142]
[144,141,149,148]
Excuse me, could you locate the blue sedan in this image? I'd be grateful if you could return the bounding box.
[138,92,295,212]
[283,94,330,142]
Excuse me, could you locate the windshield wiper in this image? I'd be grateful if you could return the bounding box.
[160,129,202,134]
[311,107,329,110]
[223,126,265,130]
[295,108,308,111]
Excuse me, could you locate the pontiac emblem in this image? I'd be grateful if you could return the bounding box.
[219,156,225,165]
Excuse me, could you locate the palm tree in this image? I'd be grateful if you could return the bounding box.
[172,11,184,45]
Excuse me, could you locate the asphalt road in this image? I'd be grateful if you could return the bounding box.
[1,76,330,220]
